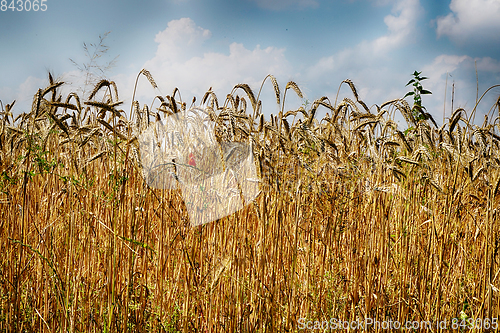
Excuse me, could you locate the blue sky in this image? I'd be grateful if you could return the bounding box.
[1,0,500,125]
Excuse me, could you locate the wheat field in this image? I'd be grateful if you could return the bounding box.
[1,70,500,332]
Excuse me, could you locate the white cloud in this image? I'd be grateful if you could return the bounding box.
[421,55,472,113]
[372,0,423,52]
[370,0,398,5]
[153,18,211,62]
[249,0,319,10]
[304,0,500,125]
[134,18,291,109]
[436,0,500,44]
[307,0,423,103]
[420,54,500,121]
[311,0,422,74]
[0,76,46,114]
[421,54,500,93]
[2,18,293,117]
[422,54,471,78]
[475,57,500,72]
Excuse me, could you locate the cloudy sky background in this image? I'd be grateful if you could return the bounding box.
[1,0,500,126]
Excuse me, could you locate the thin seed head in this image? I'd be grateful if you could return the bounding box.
[285,81,303,99]
[140,69,158,90]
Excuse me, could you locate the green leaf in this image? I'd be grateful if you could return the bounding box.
[421,89,432,95]
[405,79,416,86]
[404,91,414,98]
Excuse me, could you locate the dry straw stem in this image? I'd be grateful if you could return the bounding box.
[255,74,281,119]
[130,69,159,122]
[140,69,158,90]
[45,110,70,136]
[87,79,119,101]
[2,73,500,332]
[281,81,304,114]
[231,84,258,113]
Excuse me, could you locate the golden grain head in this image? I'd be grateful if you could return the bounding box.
[140,68,158,90]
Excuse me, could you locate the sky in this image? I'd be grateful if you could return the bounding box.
[1,0,500,126]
